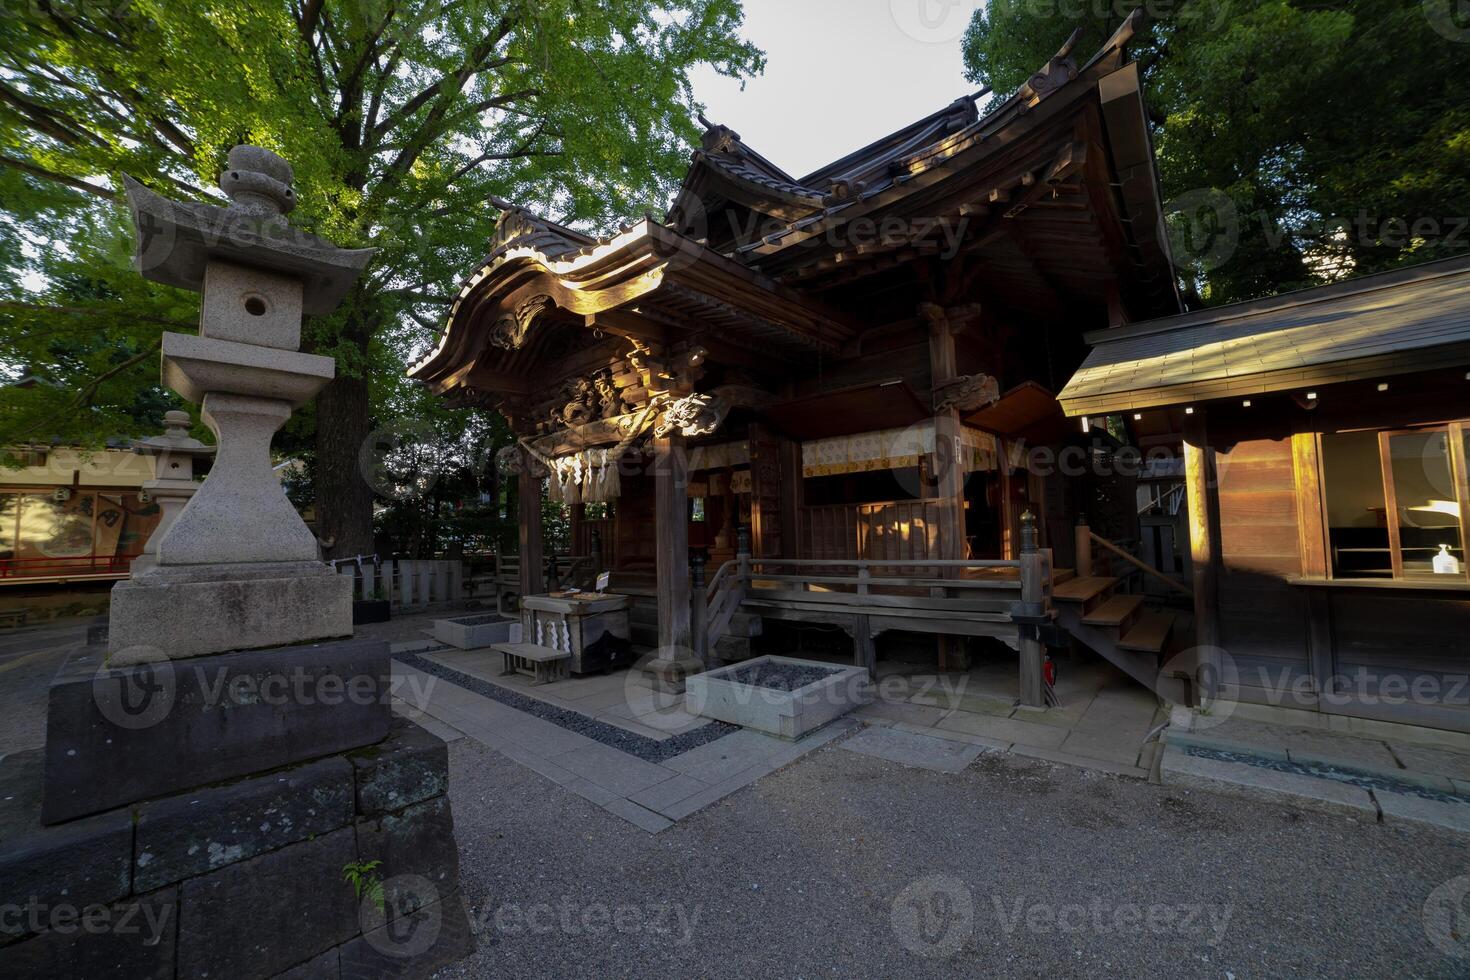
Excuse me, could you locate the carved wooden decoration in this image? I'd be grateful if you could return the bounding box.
[654,393,729,439]
[933,373,1001,413]
[490,293,555,350]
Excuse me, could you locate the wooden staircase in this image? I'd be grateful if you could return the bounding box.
[1051,575,1188,702]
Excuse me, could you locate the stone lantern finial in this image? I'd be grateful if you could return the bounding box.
[219,145,296,217]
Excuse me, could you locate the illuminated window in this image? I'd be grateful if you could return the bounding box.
[1323,424,1468,579]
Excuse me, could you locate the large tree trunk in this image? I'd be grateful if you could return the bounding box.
[314,371,375,560]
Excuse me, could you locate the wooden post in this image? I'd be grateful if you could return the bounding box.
[927,311,971,673]
[1075,514,1093,578]
[589,527,604,577]
[518,447,544,599]
[1183,412,1221,701]
[690,551,709,661]
[647,432,698,692]
[1017,510,1048,708]
[854,614,876,679]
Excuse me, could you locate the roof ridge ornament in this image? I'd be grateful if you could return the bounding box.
[1016,26,1084,111]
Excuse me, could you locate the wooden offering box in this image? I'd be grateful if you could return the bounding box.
[519,593,634,675]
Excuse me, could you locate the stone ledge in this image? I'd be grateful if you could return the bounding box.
[109,568,352,663]
[0,886,176,978]
[338,889,475,980]
[44,638,389,825]
[349,718,448,817]
[0,749,133,944]
[1160,745,1379,819]
[135,756,354,891]
[1375,790,1470,836]
[355,796,461,919]
[177,826,359,980]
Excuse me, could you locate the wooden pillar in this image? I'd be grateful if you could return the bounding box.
[1183,412,1221,700]
[1017,510,1048,708]
[690,551,708,661]
[649,432,699,691]
[569,500,586,558]
[518,448,544,598]
[928,310,970,672]
[780,438,803,559]
[1292,429,1335,697]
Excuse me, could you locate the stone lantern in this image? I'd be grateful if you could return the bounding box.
[129,409,214,573]
[108,145,374,663]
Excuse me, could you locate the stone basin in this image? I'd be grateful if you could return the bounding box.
[684,655,873,739]
[432,614,520,650]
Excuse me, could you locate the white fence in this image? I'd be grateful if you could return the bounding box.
[332,559,463,609]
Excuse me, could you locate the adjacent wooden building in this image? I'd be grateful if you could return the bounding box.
[1062,256,1470,734]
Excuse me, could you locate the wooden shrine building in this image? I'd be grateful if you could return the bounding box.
[410,16,1194,703]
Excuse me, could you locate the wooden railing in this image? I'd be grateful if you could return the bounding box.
[693,513,1056,706]
[1075,520,1193,598]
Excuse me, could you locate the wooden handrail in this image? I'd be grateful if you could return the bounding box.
[1089,532,1193,598]
[745,558,1021,569]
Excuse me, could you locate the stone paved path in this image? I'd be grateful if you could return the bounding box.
[391,658,856,833]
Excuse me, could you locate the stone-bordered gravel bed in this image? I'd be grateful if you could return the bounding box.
[394,652,737,762]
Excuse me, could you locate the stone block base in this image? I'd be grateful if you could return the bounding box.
[109,562,352,663]
[1,719,472,979]
[645,655,705,696]
[44,637,389,824]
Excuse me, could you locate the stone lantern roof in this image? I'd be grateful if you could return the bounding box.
[121,146,374,314]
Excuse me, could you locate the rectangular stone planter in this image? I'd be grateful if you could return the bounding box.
[685,656,873,740]
[432,614,519,650]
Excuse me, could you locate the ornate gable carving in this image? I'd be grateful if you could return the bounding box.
[489,294,555,350]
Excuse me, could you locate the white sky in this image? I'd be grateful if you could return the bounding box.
[686,0,983,179]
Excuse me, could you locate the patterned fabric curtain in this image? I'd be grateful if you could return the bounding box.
[801,424,999,477]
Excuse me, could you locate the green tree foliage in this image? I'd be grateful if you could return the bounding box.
[962,1,1470,306]
[0,0,762,554]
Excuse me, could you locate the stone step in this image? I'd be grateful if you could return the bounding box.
[1081,593,1145,631]
[1118,611,1175,654]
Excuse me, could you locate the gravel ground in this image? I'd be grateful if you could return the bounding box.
[398,652,737,762]
[726,661,840,692]
[440,735,1470,979]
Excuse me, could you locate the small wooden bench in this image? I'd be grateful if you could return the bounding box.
[493,642,571,686]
